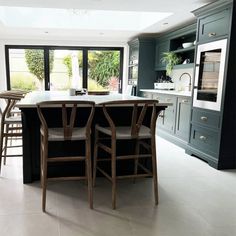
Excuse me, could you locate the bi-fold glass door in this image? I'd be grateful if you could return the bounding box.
[6,46,123,93]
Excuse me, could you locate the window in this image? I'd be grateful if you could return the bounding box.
[5,46,123,93]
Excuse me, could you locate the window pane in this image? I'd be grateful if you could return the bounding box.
[88,50,120,93]
[8,48,45,91]
[49,50,83,91]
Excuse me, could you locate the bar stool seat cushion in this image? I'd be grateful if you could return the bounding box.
[5,116,22,124]
[95,124,152,139]
[41,127,88,141]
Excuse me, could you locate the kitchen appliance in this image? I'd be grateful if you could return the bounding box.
[193,39,227,111]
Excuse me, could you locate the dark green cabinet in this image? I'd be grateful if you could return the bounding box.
[128,38,156,95]
[186,0,236,169]
[197,7,231,43]
[155,24,196,71]
[155,94,175,133]
[155,40,169,70]
[142,91,191,148]
[175,97,191,140]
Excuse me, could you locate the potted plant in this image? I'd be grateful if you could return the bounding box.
[161,52,182,76]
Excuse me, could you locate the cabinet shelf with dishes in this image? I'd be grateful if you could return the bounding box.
[155,23,197,71]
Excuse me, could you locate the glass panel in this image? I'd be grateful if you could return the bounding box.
[197,49,221,102]
[9,48,45,91]
[87,50,120,93]
[49,50,83,90]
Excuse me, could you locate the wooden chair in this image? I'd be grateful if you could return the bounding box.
[37,100,95,212]
[0,91,25,173]
[93,99,160,209]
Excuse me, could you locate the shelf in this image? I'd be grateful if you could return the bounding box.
[172,46,195,54]
[173,63,194,69]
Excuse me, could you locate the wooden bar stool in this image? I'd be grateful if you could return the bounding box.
[0,91,25,173]
[93,99,160,209]
[37,100,95,212]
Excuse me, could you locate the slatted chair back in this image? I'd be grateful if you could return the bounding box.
[0,92,23,122]
[37,100,95,141]
[100,99,159,139]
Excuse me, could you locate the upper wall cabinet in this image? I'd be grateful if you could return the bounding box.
[155,40,170,70]
[196,6,231,43]
[155,23,197,71]
[128,38,156,94]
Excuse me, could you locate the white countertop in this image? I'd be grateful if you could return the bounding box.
[140,89,192,97]
[17,91,171,108]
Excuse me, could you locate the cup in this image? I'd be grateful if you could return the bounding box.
[69,88,76,96]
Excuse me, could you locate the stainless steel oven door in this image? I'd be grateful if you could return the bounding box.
[193,39,227,111]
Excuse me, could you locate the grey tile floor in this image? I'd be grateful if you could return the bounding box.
[0,136,236,236]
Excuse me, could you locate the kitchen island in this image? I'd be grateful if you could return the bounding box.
[17,91,170,183]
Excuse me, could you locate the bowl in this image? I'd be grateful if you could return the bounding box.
[182,42,194,48]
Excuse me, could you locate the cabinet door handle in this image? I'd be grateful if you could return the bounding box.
[158,111,164,118]
[199,135,207,141]
[200,116,208,121]
[208,32,216,37]
[166,98,172,102]
[182,99,189,103]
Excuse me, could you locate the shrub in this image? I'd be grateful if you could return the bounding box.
[11,73,36,91]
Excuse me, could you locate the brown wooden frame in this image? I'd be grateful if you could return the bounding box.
[0,91,26,172]
[93,99,160,209]
[37,100,95,212]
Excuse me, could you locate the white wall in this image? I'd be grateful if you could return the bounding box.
[0,38,129,92]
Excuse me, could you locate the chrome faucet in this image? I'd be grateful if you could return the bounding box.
[179,72,192,91]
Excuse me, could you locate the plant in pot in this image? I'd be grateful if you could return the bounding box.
[161,52,182,76]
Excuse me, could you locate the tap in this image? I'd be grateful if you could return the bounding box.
[179,72,192,91]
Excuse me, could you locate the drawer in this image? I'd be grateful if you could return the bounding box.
[190,125,219,155]
[141,92,152,98]
[152,94,175,104]
[198,8,231,42]
[192,109,220,129]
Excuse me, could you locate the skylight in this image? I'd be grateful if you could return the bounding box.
[0,6,173,31]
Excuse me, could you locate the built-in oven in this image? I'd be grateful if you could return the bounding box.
[193,39,227,111]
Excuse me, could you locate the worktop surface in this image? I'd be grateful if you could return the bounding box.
[140,89,192,97]
[17,91,172,108]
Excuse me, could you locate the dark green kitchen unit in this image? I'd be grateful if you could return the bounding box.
[186,0,236,169]
[196,3,231,43]
[155,40,170,70]
[128,38,156,95]
[155,23,196,71]
[141,90,191,149]
[154,94,176,133]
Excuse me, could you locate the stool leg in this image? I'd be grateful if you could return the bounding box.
[133,139,140,183]
[42,140,48,212]
[3,124,9,165]
[151,136,158,205]
[111,137,116,209]
[0,123,4,173]
[93,129,98,187]
[86,138,93,209]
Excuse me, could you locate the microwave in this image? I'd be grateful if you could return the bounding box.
[193,39,227,111]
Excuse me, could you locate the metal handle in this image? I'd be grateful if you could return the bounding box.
[200,135,207,141]
[182,99,189,103]
[158,111,164,118]
[208,32,216,37]
[200,116,208,121]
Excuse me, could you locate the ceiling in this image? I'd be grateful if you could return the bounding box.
[0,0,217,43]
